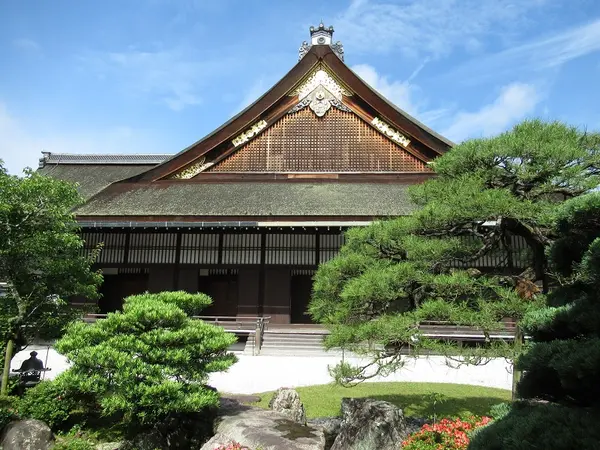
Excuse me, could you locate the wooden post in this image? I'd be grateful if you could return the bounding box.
[1,339,14,396]
[511,325,523,401]
[255,319,262,356]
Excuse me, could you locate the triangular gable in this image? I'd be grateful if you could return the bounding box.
[207,107,430,173]
[126,37,452,183]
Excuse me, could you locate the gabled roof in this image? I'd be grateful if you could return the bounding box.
[40,26,453,221]
[127,43,452,182]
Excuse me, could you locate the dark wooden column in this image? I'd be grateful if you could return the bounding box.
[217,230,224,265]
[315,229,321,267]
[173,230,182,289]
[258,231,267,316]
[123,229,131,265]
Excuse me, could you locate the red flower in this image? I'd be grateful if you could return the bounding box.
[402,416,492,450]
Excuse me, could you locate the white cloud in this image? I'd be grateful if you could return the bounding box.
[336,0,551,57]
[351,63,453,130]
[351,64,418,115]
[442,83,540,142]
[447,18,600,83]
[12,38,41,52]
[81,47,238,111]
[0,102,168,175]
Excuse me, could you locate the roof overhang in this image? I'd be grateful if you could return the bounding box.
[77,220,373,230]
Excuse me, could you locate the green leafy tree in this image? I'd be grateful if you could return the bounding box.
[308,120,600,385]
[470,192,600,449]
[54,291,237,437]
[0,163,102,394]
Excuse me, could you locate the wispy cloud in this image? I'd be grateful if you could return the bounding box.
[336,0,551,57]
[351,63,452,129]
[0,101,168,174]
[352,63,418,115]
[12,38,41,52]
[81,46,238,111]
[446,18,600,83]
[442,83,541,142]
[232,77,271,117]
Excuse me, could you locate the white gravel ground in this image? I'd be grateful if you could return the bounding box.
[10,345,513,393]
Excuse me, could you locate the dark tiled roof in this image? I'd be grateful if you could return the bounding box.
[74,183,415,217]
[38,164,158,200]
[39,152,171,167]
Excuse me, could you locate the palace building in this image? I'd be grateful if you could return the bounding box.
[39,24,456,324]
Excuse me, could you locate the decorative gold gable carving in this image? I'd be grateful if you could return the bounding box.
[371,117,411,148]
[171,157,214,179]
[291,68,352,101]
[288,67,352,117]
[232,120,268,147]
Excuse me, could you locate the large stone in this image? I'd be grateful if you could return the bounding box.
[330,398,409,450]
[200,433,243,450]
[0,419,54,450]
[307,417,342,450]
[268,388,307,425]
[96,443,123,450]
[213,404,325,450]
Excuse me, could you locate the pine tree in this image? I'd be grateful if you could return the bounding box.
[470,193,600,449]
[308,120,600,385]
[55,291,237,429]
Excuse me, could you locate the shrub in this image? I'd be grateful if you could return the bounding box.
[488,402,511,420]
[468,402,600,450]
[0,395,19,432]
[55,291,237,435]
[53,435,95,450]
[17,380,79,430]
[402,416,491,450]
[214,443,251,450]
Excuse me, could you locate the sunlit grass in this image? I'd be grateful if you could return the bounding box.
[251,382,510,418]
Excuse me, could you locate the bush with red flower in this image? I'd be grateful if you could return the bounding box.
[402,416,492,449]
[214,442,251,450]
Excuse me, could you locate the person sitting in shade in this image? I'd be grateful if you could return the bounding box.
[15,351,45,372]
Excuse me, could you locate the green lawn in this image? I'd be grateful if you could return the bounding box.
[252,382,511,419]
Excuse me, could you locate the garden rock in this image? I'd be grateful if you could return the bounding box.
[96,443,123,450]
[200,433,243,450]
[330,398,409,450]
[268,388,307,425]
[307,417,342,450]
[214,404,325,450]
[0,419,54,450]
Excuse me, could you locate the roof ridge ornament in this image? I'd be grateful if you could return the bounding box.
[299,23,344,61]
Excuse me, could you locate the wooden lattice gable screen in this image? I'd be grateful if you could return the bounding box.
[208,107,430,173]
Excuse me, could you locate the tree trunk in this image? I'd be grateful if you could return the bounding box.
[501,219,550,293]
[1,339,14,396]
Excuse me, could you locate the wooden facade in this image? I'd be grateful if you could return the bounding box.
[40,24,465,324]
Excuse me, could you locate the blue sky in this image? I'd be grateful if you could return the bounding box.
[1,0,600,174]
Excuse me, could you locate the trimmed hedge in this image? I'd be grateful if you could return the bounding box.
[468,402,600,450]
